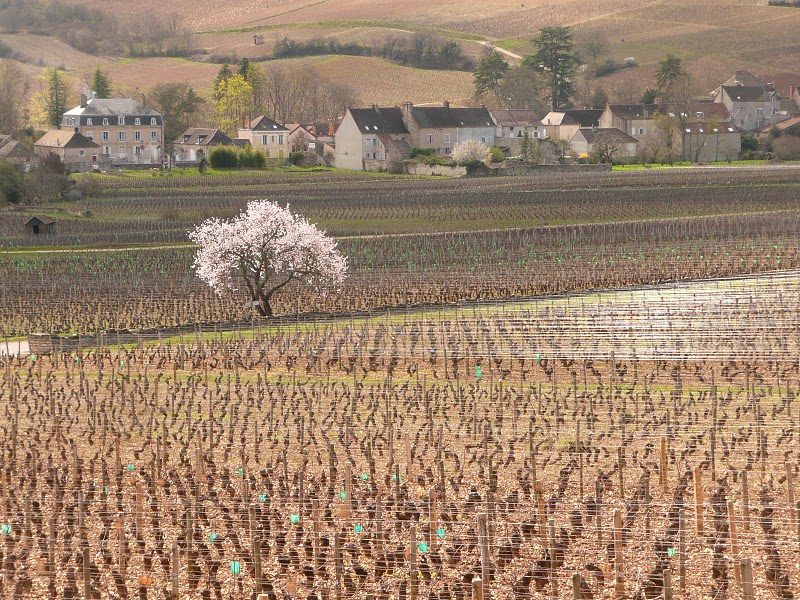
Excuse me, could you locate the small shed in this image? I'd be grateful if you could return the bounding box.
[253,34,265,45]
[23,215,56,235]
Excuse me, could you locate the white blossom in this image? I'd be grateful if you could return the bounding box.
[451,140,491,166]
[189,200,347,316]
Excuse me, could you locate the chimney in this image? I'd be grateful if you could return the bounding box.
[74,127,79,133]
[311,124,317,137]
[328,119,335,136]
[372,103,378,112]
[80,94,87,108]
[443,100,450,109]
[141,94,147,110]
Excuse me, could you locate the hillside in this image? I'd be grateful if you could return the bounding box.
[1,0,799,106]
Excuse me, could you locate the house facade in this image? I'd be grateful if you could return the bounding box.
[173,128,240,163]
[0,135,39,171]
[542,109,603,141]
[287,122,337,165]
[401,102,495,156]
[237,116,290,160]
[61,95,163,166]
[33,128,102,172]
[491,109,547,155]
[569,127,638,159]
[599,104,659,141]
[335,106,411,171]
[677,123,741,162]
[712,73,782,132]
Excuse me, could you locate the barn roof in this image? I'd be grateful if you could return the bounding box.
[24,215,56,226]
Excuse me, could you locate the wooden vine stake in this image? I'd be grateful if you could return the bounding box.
[663,569,672,600]
[741,558,754,600]
[741,470,750,532]
[613,509,624,598]
[786,463,796,540]
[572,572,581,599]
[660,436,668,495]
[727,500,741,584]
[693,467,704,538]
[477,513,491,594]
[472,577,483,600]
[409,525,418,600]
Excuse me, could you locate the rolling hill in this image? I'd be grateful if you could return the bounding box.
[1,0,799,107]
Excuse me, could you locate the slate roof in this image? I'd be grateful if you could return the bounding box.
[242,115,289,132]
[175,128,234,146]
[348,107,409,134]
[35,129,99,149]
[378,134,413,155]
[722,70,764,88]
[64,98,162,118]
[491,109,540,127]
[544,109,603,127]
[576,128,638,144]
[722,86,776,103]
[607,104,660,120]
[660,102,732,120]
[682,123,740,134]
[410,106,494,129]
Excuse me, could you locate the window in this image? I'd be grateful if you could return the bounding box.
[150,118,157,125]
[481,137,486,144]
[103,146,110,155]
[427,134,433,143]
[135,131,142,142]
[444,148,450,154]
[262,135,268,145]
[134,146,140,155]
[135,118,141,125]
[102,131,110,141]
[118,116,125,125]
[118,145,126,157]
[533,131,540,139]
[102,118,109,125]
[639,128,645,135]
[78,149,85,157]
[756,108,764,116]
[270,135,275,143]
[771,108,777,115]
[150,131,158,141]
[86,118,93,126]
[278,135,283,144]
[118,131,126,141]
[85,131,94,140]
[444,134,450,144]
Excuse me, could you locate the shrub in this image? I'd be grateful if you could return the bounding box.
[772,136,800,161]
[209,146,238,169]
[238,145,267,168]
[489,146,505,164]
[0,160,24,204]
[74,174,104,198]
[411,147,436,158]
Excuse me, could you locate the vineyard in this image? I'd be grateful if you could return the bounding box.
[3,167,800,598]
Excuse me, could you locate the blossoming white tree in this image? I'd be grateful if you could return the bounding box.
[189,200,347,317]
[451,139,491,166]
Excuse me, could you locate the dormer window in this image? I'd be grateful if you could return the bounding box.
[118,116,125,125]
[151,118,157,126]
[183,135,190,143]
[696,112,704,118]
[86,118,93,126]
[103,118,109,125]
[135,118,141,125]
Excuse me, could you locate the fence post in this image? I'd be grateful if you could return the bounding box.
[741,558,754,600]
[409,525,418,600]
[663,568,672,600]
[727,500,741,584]
[613,508,624,598]
[693,467,704,538]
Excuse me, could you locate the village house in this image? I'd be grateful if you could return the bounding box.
[286,121,337,165]
[61,95,163,166]
[335,106,412,171]
[0,135,39,171]
[237,116,291,160]
[677,122,742,162]
[542,109,603,141]
[173,128,244,163]
[491,109,547,154]
[401,102,495,156]
[569,127,638,159]
[712,71,783,131]
[33,128,102,172]
[599,104,659,141]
